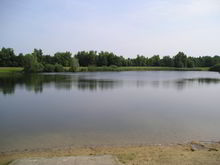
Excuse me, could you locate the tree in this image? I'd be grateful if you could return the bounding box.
[75,51,97,66]
[0,47,16,66]
[54,52,72,67]
[173,52,187,68]
[54,64,64,72]
[202,56,215,67]
[97,52,108,66]
[126,58,134,66]
[17,53,25,67]
[44,64,55,72]
[42,55,55,65]
[209,63,220,72]
[32,49,43,63]
[213,56,220,65]
[150,55,160,66]
[187,57,195,68]
[23,54,44,73]
[134,55,148,66]
[161,56,173,67]
[87,51,97,66]
[1,47,220,70]
[69,58,79,72]
[75,51,88,66]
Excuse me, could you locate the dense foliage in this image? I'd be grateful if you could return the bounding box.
[209,64,220,72]
[23,54,44,73]
[0,47,220,72]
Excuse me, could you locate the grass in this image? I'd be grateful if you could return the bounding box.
[0,143,220,165]
[0,66,210,73]
[87,66,210,72]
[0,67,23,73]
[73,66,210,72]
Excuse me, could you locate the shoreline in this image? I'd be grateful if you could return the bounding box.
[0,66,210,73]
[1,141,220,165]
[1,140,219,154]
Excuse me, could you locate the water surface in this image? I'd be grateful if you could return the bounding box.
[0,71,220,152]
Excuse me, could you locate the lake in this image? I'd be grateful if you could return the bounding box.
[0,71,220,152]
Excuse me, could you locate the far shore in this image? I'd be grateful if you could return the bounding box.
[1,141,219,165]
[0,66,210,73]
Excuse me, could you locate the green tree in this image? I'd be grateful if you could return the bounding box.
[173,52,187,68]
[17,53,25,67]
[75,51,97,66]
[150,55,160,66]
[32,49,43,63]
[134,55,148,66]
[69,58,79,72]
[23,54,44,73]
[54,52,72,67]
[42,55,55,65]
[87,51,97,66]
[54,64,64,72]
[44,64,55,72]
[209,63,220,72]
[213,56,220,65]
[0,47,16,66]
[187,57,195,68]
[161,56,173,67]
[97,52,108,66]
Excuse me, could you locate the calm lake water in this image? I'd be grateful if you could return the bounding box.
[0,71,220,152]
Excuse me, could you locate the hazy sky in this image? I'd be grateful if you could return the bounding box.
[0,0,220,57]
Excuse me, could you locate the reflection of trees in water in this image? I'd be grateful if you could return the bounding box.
[162,78,220,90]
[0,74,67,95]
[169,78,220,90]
[0,74,19,95]
[1,73,220,95]
[76,79,118,91]
[136,78,220,90]
[0,74,121,95]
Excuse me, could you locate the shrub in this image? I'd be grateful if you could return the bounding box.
[69,58,79,72]
[29,63,44,73]
[54,64,64,72]
[209,64,220,72]
[79,67,88,72]
[69,67,78,72]
[88,66,97,72]
[44,64,55,72]
[109,65,118,68]
[23,54,44,73]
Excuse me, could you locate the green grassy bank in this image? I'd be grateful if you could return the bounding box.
[0,66,210,73]
[0,67,23,73]
[84,66,210,72]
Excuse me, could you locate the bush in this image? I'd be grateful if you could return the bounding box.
[44,64,55,72]
[209,64,220,72]
[88,66,97,72]
[69,58,79,72]
[69,67,78,72]
[109,65,118,68]
[29,63,44,73]
[23,54,44,73]
[79,67,88,72]
[54,64,64,72]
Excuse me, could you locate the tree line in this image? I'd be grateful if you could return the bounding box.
[75,51,220,68]
[0,47,220,72]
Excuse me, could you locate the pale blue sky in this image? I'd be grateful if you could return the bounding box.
[0,0,220,57]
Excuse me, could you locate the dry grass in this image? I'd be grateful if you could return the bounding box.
[1,143,220,165]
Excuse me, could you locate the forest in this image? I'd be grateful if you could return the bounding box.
[0,47,220,72]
